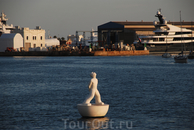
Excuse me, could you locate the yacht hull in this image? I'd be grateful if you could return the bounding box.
[174,56,188,63]
[136,43,192,52]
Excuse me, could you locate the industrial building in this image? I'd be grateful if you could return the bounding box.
[98,21,194,46]
[0,33,23,52]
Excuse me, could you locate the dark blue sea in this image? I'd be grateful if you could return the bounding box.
[0,56,194,130]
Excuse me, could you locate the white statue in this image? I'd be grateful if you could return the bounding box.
[77,72,109,117]
[83,72,104,106]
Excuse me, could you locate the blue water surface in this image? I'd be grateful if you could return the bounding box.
[0,55,194,130]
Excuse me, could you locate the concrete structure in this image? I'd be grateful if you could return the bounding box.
[45,38,60,47]
[12,26,45,51]
[98,21,194,46]
[0,33,23,52]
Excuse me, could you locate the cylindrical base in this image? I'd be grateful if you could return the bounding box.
[77,104,109,117]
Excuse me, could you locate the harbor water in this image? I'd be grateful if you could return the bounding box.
[0,56,194,130]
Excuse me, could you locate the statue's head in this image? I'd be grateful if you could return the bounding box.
[90,72,96,78]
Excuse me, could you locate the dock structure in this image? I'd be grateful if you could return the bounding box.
[0,50,149,56]
[94,50,149,56]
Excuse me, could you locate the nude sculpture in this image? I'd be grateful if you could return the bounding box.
[83,72,104,106]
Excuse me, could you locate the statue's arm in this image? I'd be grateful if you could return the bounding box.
[88,79,92,90]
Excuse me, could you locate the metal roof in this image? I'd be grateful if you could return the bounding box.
[98,21,194,31]
[0,33,21,39]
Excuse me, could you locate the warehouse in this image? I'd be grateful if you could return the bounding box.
[98,21,194,46]
[0,33,23,52]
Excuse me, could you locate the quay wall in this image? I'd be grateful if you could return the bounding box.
[0,51,94,56]
[94,50,149,56]
[0,50,149,56]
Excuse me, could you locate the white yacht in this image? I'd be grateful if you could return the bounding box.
[0,11,14,34]
[134,10,194,52]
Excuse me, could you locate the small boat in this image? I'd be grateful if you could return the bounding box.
[188,51,194,59]
[162,52,171,58]
[174,52,188,63]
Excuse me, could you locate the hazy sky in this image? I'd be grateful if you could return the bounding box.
[0,0,194,39]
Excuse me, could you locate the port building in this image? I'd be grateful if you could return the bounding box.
[98,21,194,45]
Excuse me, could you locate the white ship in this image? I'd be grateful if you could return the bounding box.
[134,10,194,52]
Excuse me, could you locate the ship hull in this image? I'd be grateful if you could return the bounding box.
[136,43,193,52]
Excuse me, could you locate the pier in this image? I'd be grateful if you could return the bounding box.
[94,50,149,56]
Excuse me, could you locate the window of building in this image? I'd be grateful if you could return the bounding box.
[33,36,34,40]
[40,36,42,40]
[33,36,36,40]
[26,36,28,40]
[41,44,42,47]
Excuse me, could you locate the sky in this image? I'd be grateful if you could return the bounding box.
[0,0,194,39]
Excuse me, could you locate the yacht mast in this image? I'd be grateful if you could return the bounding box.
[191,21,193,51]
[180,11,184,54]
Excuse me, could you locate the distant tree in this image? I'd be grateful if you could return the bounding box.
[53,36,57,38]
[61,37,65,41]
[57,38,61,41]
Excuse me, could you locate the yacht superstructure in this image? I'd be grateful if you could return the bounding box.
[0,11,14,34]
[134,10,194,51]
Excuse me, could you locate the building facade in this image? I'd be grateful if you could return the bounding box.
[12,26,45,51]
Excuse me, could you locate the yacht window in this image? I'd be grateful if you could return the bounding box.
[155,32,168,35]
[174,37,194,41]
[159,38,164,41]
[175,32,192,35]
[153,38,158,41]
